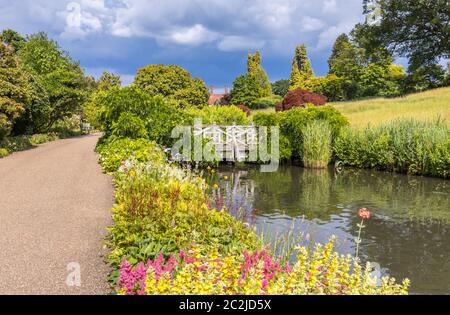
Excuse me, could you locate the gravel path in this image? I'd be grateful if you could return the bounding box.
[0,134,114,294]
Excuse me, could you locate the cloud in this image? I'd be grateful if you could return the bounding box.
[323,0,338,13]
[0,0,366,85]
[60,2,103,39]
[218,36,265,52]
[52,0,364,51]
[301,16,326,32]
[166,24,218,46]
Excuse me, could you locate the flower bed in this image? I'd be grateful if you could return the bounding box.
[97,136,410,295]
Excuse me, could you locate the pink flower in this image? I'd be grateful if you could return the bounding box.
[358,207,371,220]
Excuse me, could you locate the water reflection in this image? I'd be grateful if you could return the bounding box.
[206,165,450,294]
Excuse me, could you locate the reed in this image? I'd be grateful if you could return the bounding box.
[301,120,332,169]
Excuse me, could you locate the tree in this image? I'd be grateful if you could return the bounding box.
[98,71,121,91]
[357,0,450,71]
[97,86,183,145]
[0,29,26,52]
[133,64,209,108]
[247,51,272,96]
[271,79,290,97]
[16,32,88,132]
[328,34,363,77]
[0,43,29,139]
[402,64,446,93]
[230,74,264,106]
[289,44,314,89]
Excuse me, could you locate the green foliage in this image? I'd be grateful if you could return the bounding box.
[247,51,272,97]
[96,86,184,146]
[250,95,282,109]
[183,105,250,125]
[253,107,348,161]
[133,64,209,108]
[280,106,348,159]
[0,42,28,139]
[1,29,26,52]
[271,79,290,97]
[230,74,266,106]
[358,0,450,71]
[303,74,348,101]
[0,147,9,158]
[290,44,314,89]
[402,64,446,94]
[14,32,88,133]
[356,63,402,97]
[97,140,258,271]
[96,137,163,173]
[334,119,450,178]
[97,71,121,91]
[230,51,272,106]
[328,34,363,78]
[112,112,148,139]
[0,132,59,154]
[302,121,332,168]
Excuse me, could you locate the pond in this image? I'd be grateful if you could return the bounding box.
[206,165,450,294]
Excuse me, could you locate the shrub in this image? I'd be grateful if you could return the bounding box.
[303,74,348,101]
[118,239,410,295]
[252,112,292,160]
[96,86,184,146]
[29,133,58,145]
[250,95,283,109]
[0,148,9,158]
[96,137,162,173]
[334,119,450,178]
[302,121,332,168]
[252,112,280,127]
[112,112,148,139]
[105,152,258,282]
[279,106,349,158]
[277,88,327,112]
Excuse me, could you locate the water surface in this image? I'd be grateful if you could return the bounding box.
[206,165,450,294]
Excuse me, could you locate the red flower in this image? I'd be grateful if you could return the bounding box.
[358,208,371,220]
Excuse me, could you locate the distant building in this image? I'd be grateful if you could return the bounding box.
[208,86,230,105]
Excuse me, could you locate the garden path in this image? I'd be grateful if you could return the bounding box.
[0,134,113,294]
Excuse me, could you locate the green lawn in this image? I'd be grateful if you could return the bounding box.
[332,87,450,128]
[251,87,450,128]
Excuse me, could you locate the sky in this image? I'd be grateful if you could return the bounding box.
[0,0,368,89]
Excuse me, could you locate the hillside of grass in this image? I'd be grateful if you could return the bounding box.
[332,87,450,128]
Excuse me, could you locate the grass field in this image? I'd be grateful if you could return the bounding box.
[251,87,450,128]
[332,87,450,128]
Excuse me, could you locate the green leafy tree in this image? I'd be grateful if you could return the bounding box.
[328,34,363,77]
[98,71,121,91]
[0,29,26,52]
[402,64,446,93]
[97,86,183,146]
[230,74,265,106]
[133,64,209,108]
[17,32,87,132]
[247,51,272,96]
[0,43,29,139]
[290,44,314,89]
[272,79,290,97]
[357,0,450,71]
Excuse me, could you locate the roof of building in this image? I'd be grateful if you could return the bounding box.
[208,93,227,105]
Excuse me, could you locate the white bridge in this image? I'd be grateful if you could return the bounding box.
[194,124,259,161]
